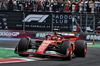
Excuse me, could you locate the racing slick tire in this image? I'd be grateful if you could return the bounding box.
[60,41,73,60]
[74,40,87,57]
[16,38,31,57]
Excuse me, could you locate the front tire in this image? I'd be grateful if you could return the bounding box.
[60,41,73,60]
[74,40,87,57]
[15,38,31,57]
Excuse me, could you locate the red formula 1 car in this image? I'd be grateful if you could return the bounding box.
[15,32,87,60]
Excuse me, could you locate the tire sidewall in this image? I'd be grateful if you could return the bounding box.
[74,40,87,57]
[18,38,31,52]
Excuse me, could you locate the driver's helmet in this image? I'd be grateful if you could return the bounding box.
[46,36,51,40]
[52,37,57,40]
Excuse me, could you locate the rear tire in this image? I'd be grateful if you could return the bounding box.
[17,38,31,57]
[60,41,73,60]
[74,40,87,57]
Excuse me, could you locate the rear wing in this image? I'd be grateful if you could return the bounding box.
[56,32,86,40]
[57,32,75,36]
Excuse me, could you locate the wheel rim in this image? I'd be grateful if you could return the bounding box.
[68,46,73,60]
[70,49,73,56]
[84,44,87,56]
[70,47,73,58]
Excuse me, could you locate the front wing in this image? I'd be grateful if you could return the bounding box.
[16,49,69,58]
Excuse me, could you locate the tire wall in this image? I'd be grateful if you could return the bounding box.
[0,30,100,42]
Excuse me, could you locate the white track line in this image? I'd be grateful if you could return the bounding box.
[0,57,46,64]
[0,47,14,50]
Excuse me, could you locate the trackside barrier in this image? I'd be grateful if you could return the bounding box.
[0,30,100,44]
[93,35,95,44]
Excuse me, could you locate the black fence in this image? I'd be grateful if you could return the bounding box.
[0,11,100,32]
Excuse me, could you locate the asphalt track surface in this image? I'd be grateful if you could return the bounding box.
[0,40,100,66]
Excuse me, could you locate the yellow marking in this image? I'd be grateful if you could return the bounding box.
[54,29,59,31]
[73,44,75,50]
[42,44,47,45]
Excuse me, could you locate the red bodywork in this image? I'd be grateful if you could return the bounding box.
[18,33,77,57]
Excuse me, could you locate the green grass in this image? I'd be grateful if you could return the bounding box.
[0,44,100,58]
[87,44,100,47]
[0,48,18,58]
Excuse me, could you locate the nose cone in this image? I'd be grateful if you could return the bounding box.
[36,43,50,54]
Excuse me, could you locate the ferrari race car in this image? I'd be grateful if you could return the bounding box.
[15,32,87,60]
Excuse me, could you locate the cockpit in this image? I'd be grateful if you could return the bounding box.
[46,35,62,41]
